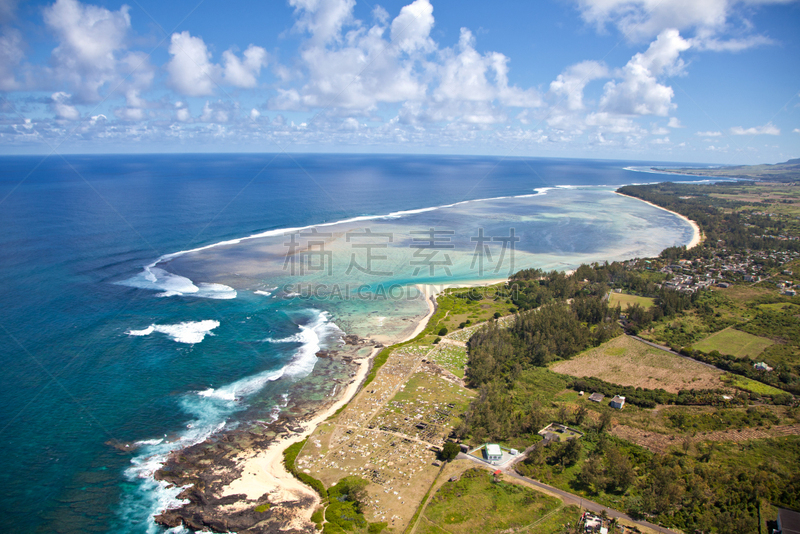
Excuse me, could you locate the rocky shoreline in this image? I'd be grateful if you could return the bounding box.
[148,339,376,534]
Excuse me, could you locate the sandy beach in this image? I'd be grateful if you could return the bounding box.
[615,191,703,249]
[214,282,441,526]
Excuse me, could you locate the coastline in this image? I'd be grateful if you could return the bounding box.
[155,283,441,531]
[615,191,703,250]
[220,283,440,511]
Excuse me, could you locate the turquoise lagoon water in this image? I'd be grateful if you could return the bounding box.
[0,154,707,533]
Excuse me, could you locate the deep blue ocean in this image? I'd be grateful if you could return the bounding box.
[0,154,708,533]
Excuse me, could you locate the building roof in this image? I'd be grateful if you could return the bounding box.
[611,395,626,403]
[779,508,800,534]
[588,392,604,402]
[486,444,502,457]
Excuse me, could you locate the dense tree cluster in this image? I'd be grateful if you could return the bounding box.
[618,183,800,254]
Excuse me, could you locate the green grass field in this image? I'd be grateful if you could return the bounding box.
[418,468,563,534]
[692,327,774,359]
[721,373,787,396]
[609,292,655,309]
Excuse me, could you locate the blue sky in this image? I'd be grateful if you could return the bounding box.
[0,0,798,163]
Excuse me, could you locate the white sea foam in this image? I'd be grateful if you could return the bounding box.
[121,188,594,288]
[118,267,237,300]
[254,290,272,296]
[265,310,344,378]
[123,309,343,531]
[126,320,220,344]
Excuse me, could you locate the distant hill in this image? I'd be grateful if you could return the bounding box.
[657,158,800,183]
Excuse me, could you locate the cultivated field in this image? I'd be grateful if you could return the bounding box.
[721,373,787,396]
[609,292,655,309]
[692,327,774,358]
[550,335,726,393]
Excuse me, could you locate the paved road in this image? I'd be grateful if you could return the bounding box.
[506,470,680,534]
[459,448,679,534]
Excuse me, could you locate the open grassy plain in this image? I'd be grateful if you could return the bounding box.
[691,326,774,358]
[550,335,726,393]
[609,292,655,309]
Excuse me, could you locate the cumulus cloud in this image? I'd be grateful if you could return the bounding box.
[289,0,355,45]
[549,60,608,111]
[391,0,435,53]
[600,29,690,116]
[166,31,219,97]
[222,45,268,88]
[274,0,539,123]
[696,130,722,136]
[43,0,153,103]
[50,91,79,120]
[731,123,780,135]
[167,32,268,96]
[279,0,430,111]
[573,0,788,47]
[667,117,682,128]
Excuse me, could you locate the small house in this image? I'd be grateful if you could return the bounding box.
[754,362,773,372]
[485,443,503,462]
[610,395,626,409]
[588,392,604,403]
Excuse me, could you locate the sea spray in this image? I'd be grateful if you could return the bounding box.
[122,310,343,531]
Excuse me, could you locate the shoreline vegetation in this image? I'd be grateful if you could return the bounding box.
[152,178,799,533]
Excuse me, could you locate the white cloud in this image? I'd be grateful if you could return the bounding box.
[280,0,430,111]
[43,0,152,103]
[167,31,219,97]
[693,34,774,52]
[275,0,539,123]
[651,126,670,135]
[289,0,356,45]
[573,0,788,47]
[696,130,722,136]
[600,29,690,116]
[585,112,643,134]
[794,128,800,134]
[731,123,780,135]
[435,28,540,108]
[199,100,238,123]
[250,108,261,120]
[50,91,79,120]
[668,117,683,128]
[549,60,608,111]
[222,45,268,88]
[114,106,144,121]
[391,0,435,53]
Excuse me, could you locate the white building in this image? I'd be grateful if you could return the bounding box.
[610,395,626,409]
[485,444,502,462]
